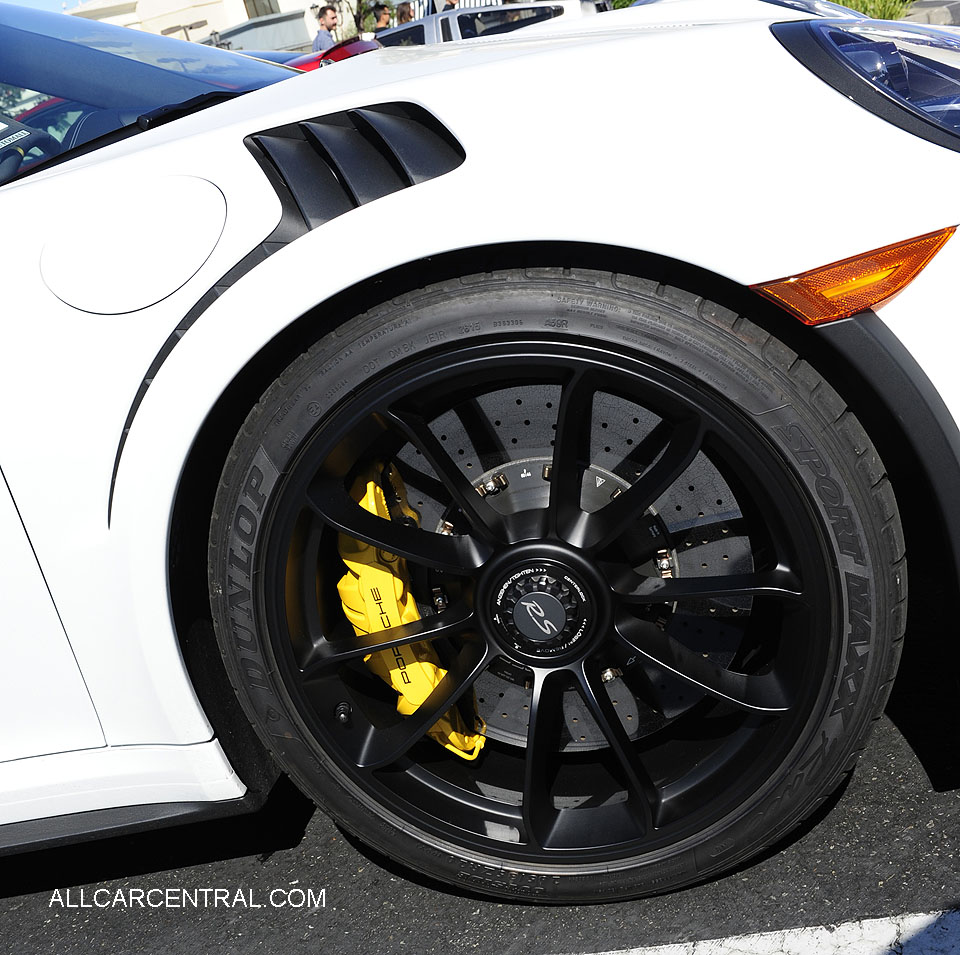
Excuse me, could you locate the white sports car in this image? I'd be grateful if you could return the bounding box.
[1,0,956,903]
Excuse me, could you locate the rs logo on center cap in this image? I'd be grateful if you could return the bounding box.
[519,596,559,635]
[512,590,567,642]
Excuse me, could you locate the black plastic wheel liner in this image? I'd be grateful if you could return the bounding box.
[255,337,839,868]
[814,313,960,589]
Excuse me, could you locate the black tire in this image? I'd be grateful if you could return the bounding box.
[208,269,905,902]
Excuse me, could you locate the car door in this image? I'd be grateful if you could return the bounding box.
[0,467,103,762]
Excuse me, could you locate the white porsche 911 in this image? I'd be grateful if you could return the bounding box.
[1,0,956,902]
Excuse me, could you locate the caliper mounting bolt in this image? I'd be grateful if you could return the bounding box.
[476,472,509,497]
[656,548,675,579]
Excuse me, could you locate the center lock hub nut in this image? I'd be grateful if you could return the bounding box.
[491,564,594,659]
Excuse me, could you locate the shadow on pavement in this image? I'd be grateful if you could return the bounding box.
[901,909,960,952]
[885,567,960,793]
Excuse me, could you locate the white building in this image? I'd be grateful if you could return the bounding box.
[66,0,319,52]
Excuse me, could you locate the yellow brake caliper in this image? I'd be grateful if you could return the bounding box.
[336,464,485,760]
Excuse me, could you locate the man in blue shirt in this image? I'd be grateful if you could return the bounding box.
[312,5,338,52]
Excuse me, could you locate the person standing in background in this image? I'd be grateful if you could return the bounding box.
[312,4,338,51]
[396,1,413,23]
[372,3,392,31]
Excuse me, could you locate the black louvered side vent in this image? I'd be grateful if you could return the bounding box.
[246,102,465,232]
[110,105,463,522]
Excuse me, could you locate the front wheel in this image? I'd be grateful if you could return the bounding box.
[208,269,905,902]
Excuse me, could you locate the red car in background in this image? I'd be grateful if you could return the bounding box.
[286,35,381,70]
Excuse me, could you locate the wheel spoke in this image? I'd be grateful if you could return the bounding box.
[454,398,507,460]
[674,516,748,543]
[620,419,672,473]
[568,415,705,551]
[302,604,476,675]
[306,474,490,573]
[548,370,598,536]
[387,409,509,544]
[521,668,567,850]
[605,565,805,606]
[573,660,658,831]
[355,638,492,769]
[392,457,449,504]
[616,614,790,712]
[295,521,325,644]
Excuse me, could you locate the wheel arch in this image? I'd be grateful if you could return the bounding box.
[168,240,959,787]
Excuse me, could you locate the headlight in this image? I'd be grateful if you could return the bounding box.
[774,18,960,152]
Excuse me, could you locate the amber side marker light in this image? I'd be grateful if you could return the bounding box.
[751,226,956,325]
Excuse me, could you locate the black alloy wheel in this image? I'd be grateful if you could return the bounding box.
[209,270,905,901]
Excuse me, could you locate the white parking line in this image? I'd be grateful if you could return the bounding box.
[567,910,960,955]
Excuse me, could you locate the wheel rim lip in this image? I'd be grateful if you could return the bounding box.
[255,335,842,866]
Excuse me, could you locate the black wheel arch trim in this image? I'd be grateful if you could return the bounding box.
[812,311,960,601]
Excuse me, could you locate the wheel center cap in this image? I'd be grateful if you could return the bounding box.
[513,589,567,643]
[491,564,593,659]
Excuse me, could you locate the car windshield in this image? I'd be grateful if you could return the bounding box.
[457,5,563,39]
[0,2,292,179]
[378,24,426,46]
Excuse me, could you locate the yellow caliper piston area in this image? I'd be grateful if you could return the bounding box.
[336,466,485,760]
